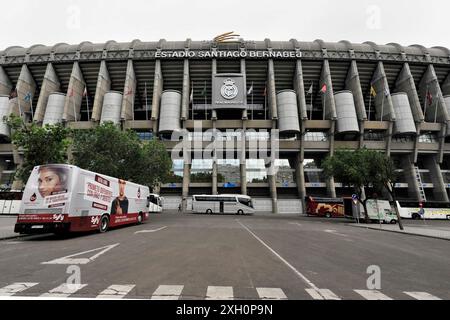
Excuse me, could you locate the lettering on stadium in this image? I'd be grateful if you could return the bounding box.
[155,50,302,59]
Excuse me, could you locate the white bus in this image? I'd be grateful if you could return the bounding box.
[192,194,255,215]
[396,201,450,220]
[148,194,164,213]
[14,164,163,234]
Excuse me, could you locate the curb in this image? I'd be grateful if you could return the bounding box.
[348,224,450,242]
[0,234,28,241]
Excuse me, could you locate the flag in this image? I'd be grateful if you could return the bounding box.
[321,84,327,93]
[370,86,377,97]
[9,89,17,100]
[426,91,433,106]
[24,92,32,102]
[83,87,88,97]
[306,84,313,95]
[247,83,254,95]
[384,87,390,97]
[263,86,267,97]
[200,84,207,97]
[189,85,194,104]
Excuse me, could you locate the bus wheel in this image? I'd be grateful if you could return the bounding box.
[237,210,244,215]
[325,213,332,218]
[412,213,420,220]
[206,209,213,215]
[137,213,143,225]
[99,215,110,233]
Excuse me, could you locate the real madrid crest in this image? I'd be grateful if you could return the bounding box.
[220,78,239,100]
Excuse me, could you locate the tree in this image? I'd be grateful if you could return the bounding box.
[322,148,403,229]
[7,115,71,185]
[71,122,171,188]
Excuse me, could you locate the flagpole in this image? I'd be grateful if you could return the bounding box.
[322,87,326,121]
[368,91,372,121]
[251,81,254,121]
[85,89,90,122]
[310,83,313,121]
[204,81,207,121]
[381,91,385,122]
[191,81,194,121]
[434,91,438,123]
[145,82,148,121]
[424,85,429,122]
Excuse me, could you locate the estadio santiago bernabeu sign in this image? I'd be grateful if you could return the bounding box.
[155,50,302,59]
[212,74,246,109]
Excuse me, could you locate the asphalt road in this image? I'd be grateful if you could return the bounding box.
[0,213,449,300]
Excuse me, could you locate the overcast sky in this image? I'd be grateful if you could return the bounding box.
[2,0,450,50]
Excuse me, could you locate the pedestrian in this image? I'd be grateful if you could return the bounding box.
[178,203,182,212]
[418,203,425,221]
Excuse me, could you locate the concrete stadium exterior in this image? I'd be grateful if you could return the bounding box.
[2,39,450,214]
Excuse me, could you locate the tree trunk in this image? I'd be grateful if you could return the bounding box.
[387,184,404,231]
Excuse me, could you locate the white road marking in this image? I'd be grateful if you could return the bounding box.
[306,288,341,300]
[324,229,348,237]
[404,291,441,300]
[135,226,167,234]
[0,282,38,296]
[151,285,184,300]
[354,290,393,300]
[256,288,287,300]
[237,220,326,298]
[288,222,302,227]
[42,243,119,265]
[96,285,135,299]
[206,286,234,300]
[40,283,87,297]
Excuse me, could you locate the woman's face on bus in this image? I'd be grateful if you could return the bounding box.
[38,168,62,198]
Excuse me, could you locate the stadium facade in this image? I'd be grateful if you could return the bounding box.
[1,39,450,213]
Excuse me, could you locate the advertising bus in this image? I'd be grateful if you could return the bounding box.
[343,198,398,224]
[192,194,254,215]
[14,164,160,234]
[305,196,345,218]
[396,201,450,220]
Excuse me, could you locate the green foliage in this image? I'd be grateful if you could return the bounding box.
[71,122,171,187]
[7,115,71,184]
[322,148,398,220]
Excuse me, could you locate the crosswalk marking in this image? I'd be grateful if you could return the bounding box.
[40,283,87,297]
[0,283,39,296]
[256,288,287,300]
[354,290,393,300]
[404,292,441,300]
[306,288,341,300]
[96,285,135,299]
[206,286,234,300]
[151,285,184,300]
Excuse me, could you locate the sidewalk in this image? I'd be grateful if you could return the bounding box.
[0,216,21,240]
[349,223,450,241]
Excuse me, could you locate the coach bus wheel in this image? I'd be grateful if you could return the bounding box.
[99,215,110,233]
[206,209,213,215]
[237,210,244,215]
[412,213,420,220]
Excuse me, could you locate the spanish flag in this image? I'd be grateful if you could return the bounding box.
[370,86,377,97]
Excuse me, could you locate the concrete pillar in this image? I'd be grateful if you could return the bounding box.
[181,59,190,121]
[11,146,23,191]
[294,60,308,120]
[182,133,191,212]
[403,155,421,201]
[319,60,337,121]
[438,124,446,164]
[151,60,163,133]
[345,60,366,146]
[34,63,61,123]
[327,121,337,198]
[371,62,395,122]
[395,63,424,122]
[419,65,450,124]
[294,152,306,202]
[267,59,278,120]
[121,60,136,121]
[0,66,12,95]
[424,155,449,201]
[240,59,248,195]
[92,61,111,122]
[268,131,278,214]
[63,62,85,122]
[386,121,394,157]
[13,65,37,118]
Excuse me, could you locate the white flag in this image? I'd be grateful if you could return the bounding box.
[247,84,254,95]
[307,84,313,95]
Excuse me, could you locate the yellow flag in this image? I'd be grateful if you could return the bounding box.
[370,86,377,97]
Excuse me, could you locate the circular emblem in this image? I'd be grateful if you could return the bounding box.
[220,78,238,100]
[137,188,141,199]
[30,193,37,202]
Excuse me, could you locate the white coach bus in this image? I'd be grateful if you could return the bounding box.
[192,194,255,215]
[14,164,162,234]
[396,201,450,220]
